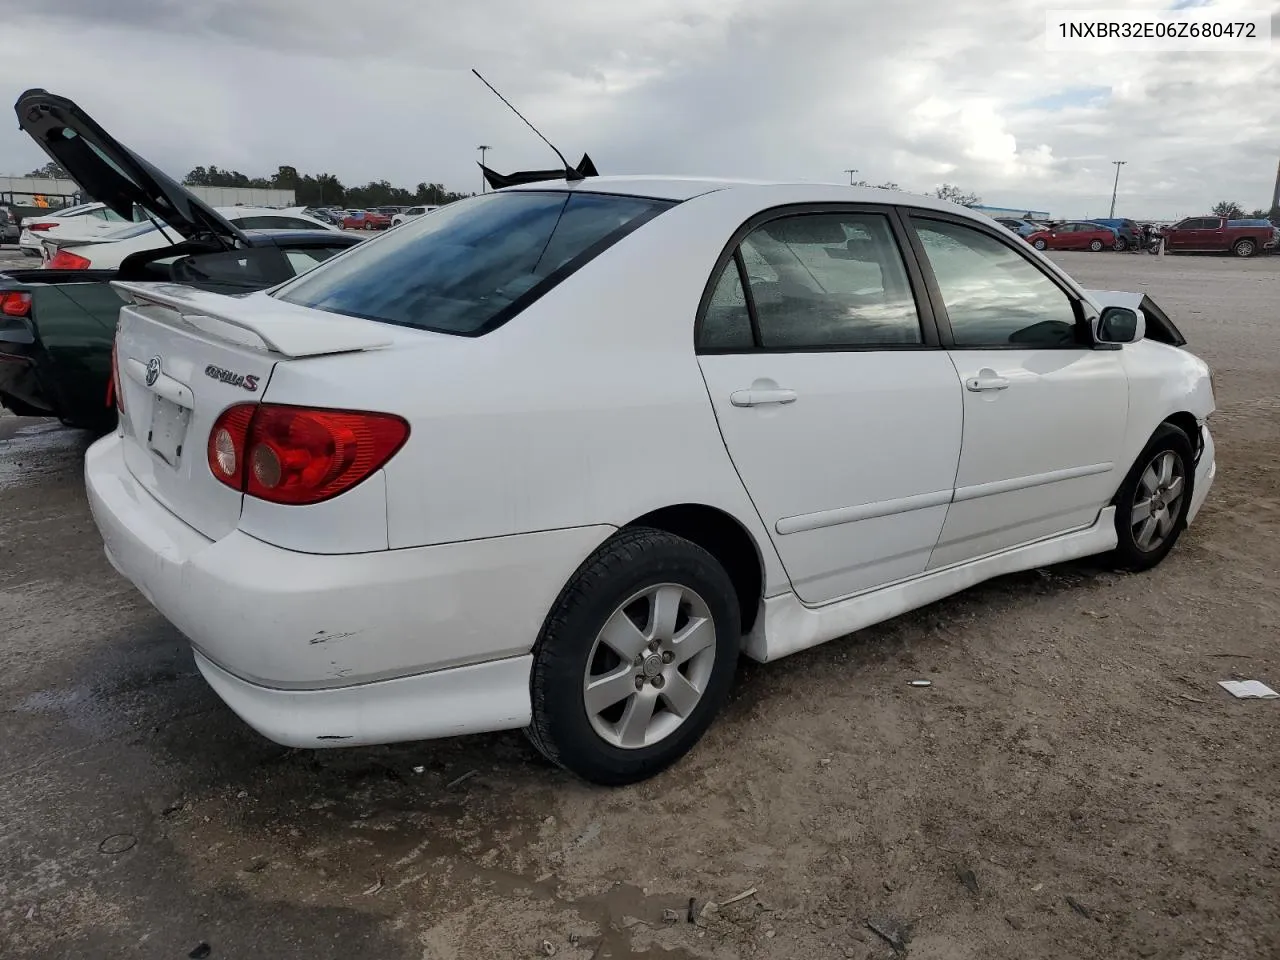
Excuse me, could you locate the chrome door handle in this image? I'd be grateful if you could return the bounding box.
[965,375,1009,392]
[730,387,797,407]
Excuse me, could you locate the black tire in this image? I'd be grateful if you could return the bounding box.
[1110,424,1195,572]
[526,526,741,785]
[1089,239,1105,252]
[1033,238,1047,250]
[1233,238,1256,258]
[1113,237,1129,252]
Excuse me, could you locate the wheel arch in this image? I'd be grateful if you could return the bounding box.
[1111,412,1202,504]
[623,503,765,635]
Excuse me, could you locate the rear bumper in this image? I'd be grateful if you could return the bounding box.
[194,649,533,748]
[84,431,614,746]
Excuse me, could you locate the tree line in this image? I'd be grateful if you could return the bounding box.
[181,165,473,208]
[21,160,471,208]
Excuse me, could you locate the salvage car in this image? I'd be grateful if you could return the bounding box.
[36,205,342,270]
[18,89,1218,786]
[1157,216,1277,257]
[1024,221,1118,252]
[0,228,362,428]
[18,201,144,256]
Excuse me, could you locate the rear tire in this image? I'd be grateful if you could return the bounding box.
[1033,238,1047,250]
[1110,424,1194,572]
[526,527,740,785]
[1089,239,1105,252]
[1233,238,1256,258]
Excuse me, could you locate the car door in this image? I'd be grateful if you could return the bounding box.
[905,214,1129,568]
[696,207,963,604]
[1166,219,1197,251]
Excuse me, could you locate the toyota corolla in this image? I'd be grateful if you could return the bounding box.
[20,90,1216,785]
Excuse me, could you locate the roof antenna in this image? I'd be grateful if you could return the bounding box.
[471,68,583,182]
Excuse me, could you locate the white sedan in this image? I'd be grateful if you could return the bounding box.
[40,206,340,269]
[82,176,1216,783]
[24,76,1213,783]
[18,200,143,255]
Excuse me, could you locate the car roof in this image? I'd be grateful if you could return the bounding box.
[499,175,977,214]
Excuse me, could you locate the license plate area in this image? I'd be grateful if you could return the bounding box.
[148,395,191,467]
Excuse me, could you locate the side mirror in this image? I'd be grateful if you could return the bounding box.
[1094,305,1145,345]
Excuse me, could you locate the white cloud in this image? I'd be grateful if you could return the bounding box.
[1,0,1277,218]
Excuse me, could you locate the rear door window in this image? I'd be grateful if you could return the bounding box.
[276,191,673,336]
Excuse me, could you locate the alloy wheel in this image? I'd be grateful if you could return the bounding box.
[1132,450,1186,551]
[582,583,717,749]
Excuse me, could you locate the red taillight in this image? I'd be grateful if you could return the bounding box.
[207,404,254,486]
[0,292,32,317]
[27,222,58,232]
[208,403,408,505]
[48,250,91,270]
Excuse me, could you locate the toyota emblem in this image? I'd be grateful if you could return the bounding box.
[145,356,161,387]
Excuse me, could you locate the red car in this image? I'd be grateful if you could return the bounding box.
[341,210,391,231]
[1024,221,1116,252]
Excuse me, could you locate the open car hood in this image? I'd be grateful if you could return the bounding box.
[14,89,247,248]
[1086,289,1187,347]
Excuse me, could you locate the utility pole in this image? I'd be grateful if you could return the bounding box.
[1108,160,1127,218]
[477,145,492,193]
[844,168,858,185]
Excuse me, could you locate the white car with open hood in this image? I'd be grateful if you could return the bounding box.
[19,89,1218,785]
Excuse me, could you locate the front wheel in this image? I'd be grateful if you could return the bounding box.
[1233,239,1256,258]
[1113,237,1129,252]
[1089,239,1105,252]
[1033,238,1047,250]
[1110,424,1194,572]
[526,527,741,785]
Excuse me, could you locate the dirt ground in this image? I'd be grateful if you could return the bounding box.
[1,251,1277,960]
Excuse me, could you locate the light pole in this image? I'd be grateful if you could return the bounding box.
[1108,160,1127,218]
[478,145,492,193]
[844,168,859,185]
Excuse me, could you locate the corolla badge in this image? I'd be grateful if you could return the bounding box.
[145,356,162,387]
[204,364,260,392]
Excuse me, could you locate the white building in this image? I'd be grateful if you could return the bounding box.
[1,176,295,209]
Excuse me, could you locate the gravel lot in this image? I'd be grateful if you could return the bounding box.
[1,251,1277,960]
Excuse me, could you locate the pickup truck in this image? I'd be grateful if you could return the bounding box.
[1158,216,1278,257]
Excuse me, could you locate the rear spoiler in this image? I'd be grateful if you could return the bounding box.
[480,153,598,190]
[111,280,393,358]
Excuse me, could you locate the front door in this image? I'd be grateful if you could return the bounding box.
[907,215,1129,568]
[696,207,963,604]
[1167,219,1201,251]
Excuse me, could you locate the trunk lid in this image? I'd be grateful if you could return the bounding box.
[14,89,247,249]
[110,283,396,540]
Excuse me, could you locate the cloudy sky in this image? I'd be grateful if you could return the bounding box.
[2,0,1277,218]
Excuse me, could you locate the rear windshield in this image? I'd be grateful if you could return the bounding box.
[275,190,674,336]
